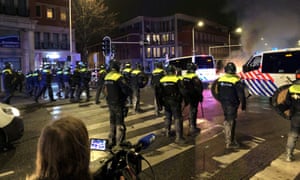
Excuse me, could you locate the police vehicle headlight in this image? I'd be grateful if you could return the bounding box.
[2,106,20,117]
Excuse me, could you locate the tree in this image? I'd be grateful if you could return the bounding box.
[72,0,118,62]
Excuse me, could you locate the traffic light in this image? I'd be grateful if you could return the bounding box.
[102,36,111,56]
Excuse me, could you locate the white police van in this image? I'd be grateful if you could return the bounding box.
[239,48,300,97]
[167,55,218,83]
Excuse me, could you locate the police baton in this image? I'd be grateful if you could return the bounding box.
[200,102,204,118]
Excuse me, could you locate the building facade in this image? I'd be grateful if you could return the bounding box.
[113,14,237,73]
[0,0,79,74]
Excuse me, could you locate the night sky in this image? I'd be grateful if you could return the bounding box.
[106,0,300,53]
[105,0,236,27]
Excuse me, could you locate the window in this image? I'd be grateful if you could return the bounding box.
[34,32,40,48]
[47,7,55,19]
[60,9,67,21]
[262,51,300,73]
[36,6,41,17]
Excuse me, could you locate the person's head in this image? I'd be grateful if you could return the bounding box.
[187,63,197,73]
[125,63,131,68]
[28,116,91,180]
[224,62,236,74]
[165,64,176,75]
[4,62,11,69]
[295,69,300,84]
[100,64,105,70]
[154,62,163,69]
[109,60,120,72]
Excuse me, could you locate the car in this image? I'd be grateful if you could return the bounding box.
[0,103,24,151]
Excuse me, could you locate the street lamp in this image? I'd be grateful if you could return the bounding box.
[192,21,204,59]
[228,27,242,58]
[69,0,72,63]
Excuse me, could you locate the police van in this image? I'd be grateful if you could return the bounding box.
[239,48,300,97]
[167,55,218,83]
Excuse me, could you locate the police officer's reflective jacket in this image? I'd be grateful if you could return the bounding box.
[71,67,81,85]
[278,84,300,123]
[2,68,15,89]
[159,74,184,105]
[217,73,246,107]
[182,73,203,103]
[130,69,148,88]
[151,68,165,88]
[79,67,91,85]
[40,68,52,85]
[63,69,71,83]
[121,67,132,84]
[104,70,132,105]
[98,68,107,85]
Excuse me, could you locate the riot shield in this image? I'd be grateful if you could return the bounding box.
[271,84,291,120]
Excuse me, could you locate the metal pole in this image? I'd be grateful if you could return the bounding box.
[69,0,72,63]
[192,27,195,62]
[228,32,231,58]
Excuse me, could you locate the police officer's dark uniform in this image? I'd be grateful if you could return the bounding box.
[158,64,186,144]
[217,62,246,149]
[25,70,34,96]
[55,67,64,98]
[76,63,91,102]
[15,70,25,93]
[121,63,133,105]
[1,62,15,104]
[95,64,107,104]
[104,60,132,147]
[32,69,40,97]
[277,69,300,162]
[130,63,148,113]
[70,65,81,102]
[182,63,203,135]
[63,67,71,99]
[151,62,165,116]
[34,65,56,102]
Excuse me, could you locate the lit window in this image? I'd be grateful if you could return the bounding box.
[47,8,55,19]
[60,9,66,21]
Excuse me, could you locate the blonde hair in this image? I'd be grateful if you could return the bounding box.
[27,116,92,180]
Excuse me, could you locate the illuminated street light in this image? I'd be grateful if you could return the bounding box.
[192,20,204,61]
[228,27,243,58]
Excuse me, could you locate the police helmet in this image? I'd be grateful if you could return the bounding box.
[165,64,176,75]
[43,65,51,69]
[187,63,197,73]
[224,62,236,74]
[155,62,163,69]
[295,69,300,80]
[110,60,120,72]
[4,62,11,69]
[125,63,131,68]
[100,64,105,69]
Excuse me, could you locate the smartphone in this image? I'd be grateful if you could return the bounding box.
[90,138,108,151]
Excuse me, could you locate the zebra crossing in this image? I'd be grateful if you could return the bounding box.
[46,101,300,179]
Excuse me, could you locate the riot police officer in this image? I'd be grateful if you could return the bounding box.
[130,63,148,113]
[1,62,15,104]
[158,64,186,145]
[104,60,132,147]
[63,67,71,99]
[55,67,64,98]
[76,63,91,102]
[151,62,165,116]
[217,62,246,149]
[121,62,133,105]
[34,65,56,102]
[32,69,40,97]
[70,64,81,102]
[182,63,203,135]
[277,69,300,162]
[95,64,107,104]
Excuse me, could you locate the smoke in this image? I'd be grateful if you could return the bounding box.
[227,0,300,55]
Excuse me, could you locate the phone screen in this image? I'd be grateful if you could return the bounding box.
[90,138,108,151]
